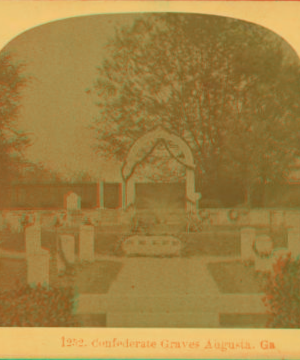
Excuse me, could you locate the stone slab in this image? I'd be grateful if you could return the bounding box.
[25,225,42,255]
[123,236,182,256]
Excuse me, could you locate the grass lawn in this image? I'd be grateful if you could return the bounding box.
[181,231,241,256]
[0,256,122,296]
[207,260,268,294]
[55,260,123,294]
[94,231,123,255]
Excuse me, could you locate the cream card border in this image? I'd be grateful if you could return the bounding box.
[0,1,299,359]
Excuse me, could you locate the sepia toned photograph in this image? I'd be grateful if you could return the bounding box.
[1,2,300,338]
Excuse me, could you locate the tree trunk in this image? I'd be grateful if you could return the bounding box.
[260,183,266,208]
[245,183,252,208]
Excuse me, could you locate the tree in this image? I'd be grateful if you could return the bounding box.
[67,170,94,183]
[0,52,30,188]
[263,253,300,328]
[17,161,64,183]
[222,60,300,207]
[89,14,300,206]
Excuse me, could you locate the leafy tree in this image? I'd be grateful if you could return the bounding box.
[263,253,300,328]
[0,52,30,187]
[67,170,94,183]
[89,14,300,206]
[222,61,300,206]
[17,161,64,183]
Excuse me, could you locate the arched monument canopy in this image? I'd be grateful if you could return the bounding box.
[122,126,195,181]
[122,126,200,210]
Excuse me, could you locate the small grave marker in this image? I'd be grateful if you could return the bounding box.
[79,222,95,262]
[60,235,75,264]
[65,192,81,211]
[25,224,42,255]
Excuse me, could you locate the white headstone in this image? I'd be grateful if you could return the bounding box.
[65,192,81,211]
[27,248,50,287]
[240,227,256,260]
[288,227,300,257]
[25,224,42,255]
[79,224,95,262]
[60,234,75,264]
[254,235,273,256]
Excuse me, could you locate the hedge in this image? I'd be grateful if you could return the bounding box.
[0,284,80,327]
[263,253,300,328]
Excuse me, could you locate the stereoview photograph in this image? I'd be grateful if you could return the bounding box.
[0,11,300,329]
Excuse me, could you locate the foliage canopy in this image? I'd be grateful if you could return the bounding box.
[90,14,300,206]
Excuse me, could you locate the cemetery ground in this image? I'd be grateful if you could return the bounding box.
[0,224,287,328]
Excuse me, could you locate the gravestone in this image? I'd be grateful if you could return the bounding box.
[255,235,273,255]
[287,227,300,257]
[240,227,256,260]
[25,224,42,255]
[123,235,182,256]
[60,235,75,264]
[65,192,81,211]
[27,248,50,287]
[79,224,95,262]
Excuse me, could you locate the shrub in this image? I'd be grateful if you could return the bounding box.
[0,284,80,327]
[263,253,300,328]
